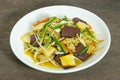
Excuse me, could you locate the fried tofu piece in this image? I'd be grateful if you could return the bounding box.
[60,54,76,68]
[21,33,30,43]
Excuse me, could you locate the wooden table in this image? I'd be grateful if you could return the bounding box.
[0,0,120,80]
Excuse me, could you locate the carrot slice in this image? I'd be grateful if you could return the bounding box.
[33,17,50,26]
[61,42,73,54]
[87,41,95,54]
[87,24,92,29]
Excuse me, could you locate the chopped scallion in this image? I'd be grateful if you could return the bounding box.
[53,23,67,30]
[86,27,94,38]
[81,32,99,43]
[40,17,56,44]
[78,46,89,56]
[45,32,52,48]
[28,44,38,50]
[62,15,68,21]
[53,37,67,53]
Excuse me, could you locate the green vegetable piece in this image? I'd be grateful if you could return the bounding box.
[53,23,68,30]
[53,37,67,53]
[45,32,52,48]
[81,32,99,43]
[29,44,38,51]
[78,46,89,56]
[62,15,68,20]
[87,35,98,43]
[86,27,94,38]
[40,17,56,44]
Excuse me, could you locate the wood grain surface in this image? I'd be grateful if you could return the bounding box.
[0,0,120,80]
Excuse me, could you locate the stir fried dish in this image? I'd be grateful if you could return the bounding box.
[21,16,103,69]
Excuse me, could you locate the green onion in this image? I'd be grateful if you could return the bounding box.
[53,23,67,30]
[81,32,99,43]
[62,15,68,20]
[53,36,67,53]
[45,32,52,48]
[28,44,38,50]
[78,46,89,56]
[86,27,94,38]
[40,17,56,45]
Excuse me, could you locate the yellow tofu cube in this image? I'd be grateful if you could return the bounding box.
[21,33,30,43]
[60,54,76,67]
[24,50,34,61]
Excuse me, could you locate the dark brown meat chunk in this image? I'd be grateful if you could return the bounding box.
[77,53,91,61]
[54,54,72,69]
[30,35,39,47]
[73,43,85,56]
[72,17,87,24]
[54,54,65,65]
[73,43,91,61]
[60,26,80,38]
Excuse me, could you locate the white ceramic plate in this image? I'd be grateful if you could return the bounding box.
[10,5,111,73]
